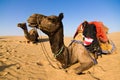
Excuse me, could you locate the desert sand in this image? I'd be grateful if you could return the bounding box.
[0,32,120,80]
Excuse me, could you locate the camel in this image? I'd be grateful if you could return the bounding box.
[27,13,96,74]
[17,23,39,43]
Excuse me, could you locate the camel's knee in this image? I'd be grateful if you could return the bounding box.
[75,62,94,74]
[82,61,94,70]
[85,61,94,69]
[66,61,94,74]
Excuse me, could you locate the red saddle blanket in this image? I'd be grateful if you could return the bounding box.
[74,21,108,43]
[89,21,108,42]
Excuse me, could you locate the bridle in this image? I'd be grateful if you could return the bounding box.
[36,14,62,36]
[54,45,64,58]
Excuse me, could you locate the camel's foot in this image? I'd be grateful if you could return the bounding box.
[27,41,30,43]
[65,63,83,74]
[66,68,76,74]
[66,68,85,75]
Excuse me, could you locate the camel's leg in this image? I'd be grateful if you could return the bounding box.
[66,63,79,74]
[75,51,95,74]
[66,61,93,74]
[68,42,95,74]
[74,61,94,74]
[72,43,95,74]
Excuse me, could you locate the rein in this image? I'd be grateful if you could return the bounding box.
[39,31,60,69]
[36,14,62,36]
[37,14,44,27]
[69,39,83,46]
[72,39,83,44]
[54,45,64,58]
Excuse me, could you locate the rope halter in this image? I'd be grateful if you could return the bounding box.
[54,45,64,58]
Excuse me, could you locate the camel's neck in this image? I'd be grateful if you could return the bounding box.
[21,27,30,39]
[48,26,70,68]
[48,26,64,54]
[23,30,29,37]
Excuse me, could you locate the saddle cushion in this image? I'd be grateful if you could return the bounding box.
[83,37,93,46]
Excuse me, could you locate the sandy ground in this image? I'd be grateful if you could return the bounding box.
[0,32,120,80]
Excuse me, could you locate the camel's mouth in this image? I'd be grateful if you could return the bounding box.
[28,22,38,27]
[27,16,39,28]
[17,23,26,27]
[27,14,43,28]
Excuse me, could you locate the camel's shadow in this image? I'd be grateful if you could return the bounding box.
[18,37,49,44]
[0,61,16,72]
[32,38,49,44]
[38,38,49,43]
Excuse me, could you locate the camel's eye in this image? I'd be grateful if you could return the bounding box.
[48,18,56,23]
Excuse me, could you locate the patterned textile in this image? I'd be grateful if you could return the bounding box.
[74,21,108,43]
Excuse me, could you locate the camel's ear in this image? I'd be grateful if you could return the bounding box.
[58,13,64,20]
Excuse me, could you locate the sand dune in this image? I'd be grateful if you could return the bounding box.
[0,32,120,80]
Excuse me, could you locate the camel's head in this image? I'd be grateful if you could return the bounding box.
[27,13,64,35]
[27,14,45,28]
[17,23,27,30]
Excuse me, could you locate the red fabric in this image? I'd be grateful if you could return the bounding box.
[89,21,108,42]
[74,21,108,43]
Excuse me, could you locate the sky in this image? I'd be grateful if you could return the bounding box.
[0,0,120,37]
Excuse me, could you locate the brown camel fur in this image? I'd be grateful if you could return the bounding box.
[27,13,96,74]
[17,23,39,43]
